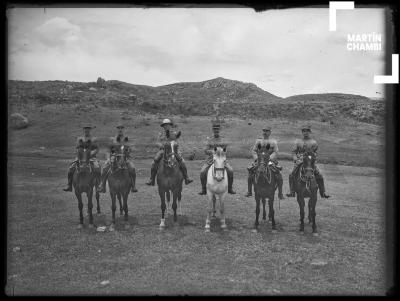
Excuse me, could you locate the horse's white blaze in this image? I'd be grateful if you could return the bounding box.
[160,218,165,228]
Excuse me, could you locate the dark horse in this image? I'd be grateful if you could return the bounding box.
[253,143,278,232]
[157,140,184,229]
[73,147,100,229]
[293,150,319,235]
[108,144,132,231]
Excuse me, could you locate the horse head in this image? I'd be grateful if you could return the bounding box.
[256,143,271,174]
[212,146,227,182]
[164,141,178,168]
[77,146,91,173]
[302,150,316,179]
[111,144,128,172]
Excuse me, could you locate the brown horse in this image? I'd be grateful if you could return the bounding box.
[108,145,132,231]
[293,150,319,235]
[157,140,184,229]
[73,147,100,229]
[252,143,278,232]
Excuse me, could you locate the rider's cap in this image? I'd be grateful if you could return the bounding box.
[82,124,94,129]
[262,126,272,131]
[116,125,125,129]
[301,124,312,132]
[161,118,173,127]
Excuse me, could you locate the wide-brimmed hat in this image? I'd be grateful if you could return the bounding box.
[82,124,94,129]
[116,124,125,129]
[161,118,173,127]
[262,126,272,131]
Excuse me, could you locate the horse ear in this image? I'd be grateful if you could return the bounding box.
[78,138,83,143]
[257,143,261,150]
[214,146,217,152]
[124,137,128,142]
[176,131,181,139]
[223,146,227,152]
[266,143,270,150]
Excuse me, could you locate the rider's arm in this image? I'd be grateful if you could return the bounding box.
[251,140,258,160]
[291,140,300,162]
[156,132,164,149]
[270,139,279,161]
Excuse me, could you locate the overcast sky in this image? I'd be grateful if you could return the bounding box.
[8,7,386,98]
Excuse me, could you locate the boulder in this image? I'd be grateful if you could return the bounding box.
[10,113,29,129]
[89,87,97,91]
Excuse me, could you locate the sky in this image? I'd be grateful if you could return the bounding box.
[8,7,386,98]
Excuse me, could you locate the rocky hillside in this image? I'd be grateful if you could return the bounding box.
[8,78,385,124]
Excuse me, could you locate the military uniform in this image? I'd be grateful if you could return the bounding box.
[198,122,235,195]
[245,134,284,199]
[98,131,138,193]
[63,129,101,192]
[146,119,193,185]
[286,125,330,198]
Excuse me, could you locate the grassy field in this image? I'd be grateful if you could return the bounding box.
[7,155,386,295]
[7,101,387,295]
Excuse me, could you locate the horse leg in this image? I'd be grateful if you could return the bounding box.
[177,190,183,216]
[254,194,260,231]
[117,193,123,216]
[309,194,318,235]
[205,191,213,232]
[76,192,84,229]
[96,191,101,214]
[109,192,117,231]
[172,192,178,223]
[262,198,267,221]
[123,191,130,229]
[269,196,277,232]
[159,190,166,229]
[212,195,216,218]
[219,193,227,230]
[297,194,305,233]
[166,190,171,216]
[87,190,94,228]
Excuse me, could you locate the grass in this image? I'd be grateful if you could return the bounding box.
[6,156,386,295]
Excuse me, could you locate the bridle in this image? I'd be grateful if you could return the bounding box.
[77,147,92,173]
[163,141,178,168]
[212,147,226,182]
[111,145,128,172]
[256,149,271,184]
[299,153,315,191]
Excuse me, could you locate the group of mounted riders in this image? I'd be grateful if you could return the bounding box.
[62,118,330,199]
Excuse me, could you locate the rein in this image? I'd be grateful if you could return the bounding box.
[256,161,271,184]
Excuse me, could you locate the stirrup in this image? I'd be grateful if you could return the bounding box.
[286,192,295,197]
[228,189,236,194]
[146,179,155,186]
[198,190,207,195]
[185,178,193,185]
[245,192,252,197]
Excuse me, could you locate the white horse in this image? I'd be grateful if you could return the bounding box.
[205,146,228,232]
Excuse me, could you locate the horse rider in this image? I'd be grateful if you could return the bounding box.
[286,124,330,198]
[63,125,101,192]
[245,126,284,199]
[198,120,236,195]
[146,118,193,186]
[98,125,138,193]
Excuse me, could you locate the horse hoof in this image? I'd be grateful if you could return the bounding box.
[124,224,130,230]
[109,225,115,232]
[97,211,101,216]
[205,228,210,233]
[251,228,258,233]
[272,229,278,234]
[312,232,319,237]
[77,224,83,230]
[299,230,305,235]
[88,224,94,229]
[120,212,124,216]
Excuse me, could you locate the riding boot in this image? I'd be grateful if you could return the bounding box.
[198,171,207,195]
[276,172,285,200]
[146,161,158,186]
[63,169,74,191]
[245,173,253,197]
[180,163,193,185]
[95,171,101,193]
[227,171,236,194]
[98,169,108,193]
[286,174,295,197]
[130,172,138,193]
[316,176,330,198]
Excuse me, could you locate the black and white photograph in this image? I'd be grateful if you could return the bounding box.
[6,2,396,295]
